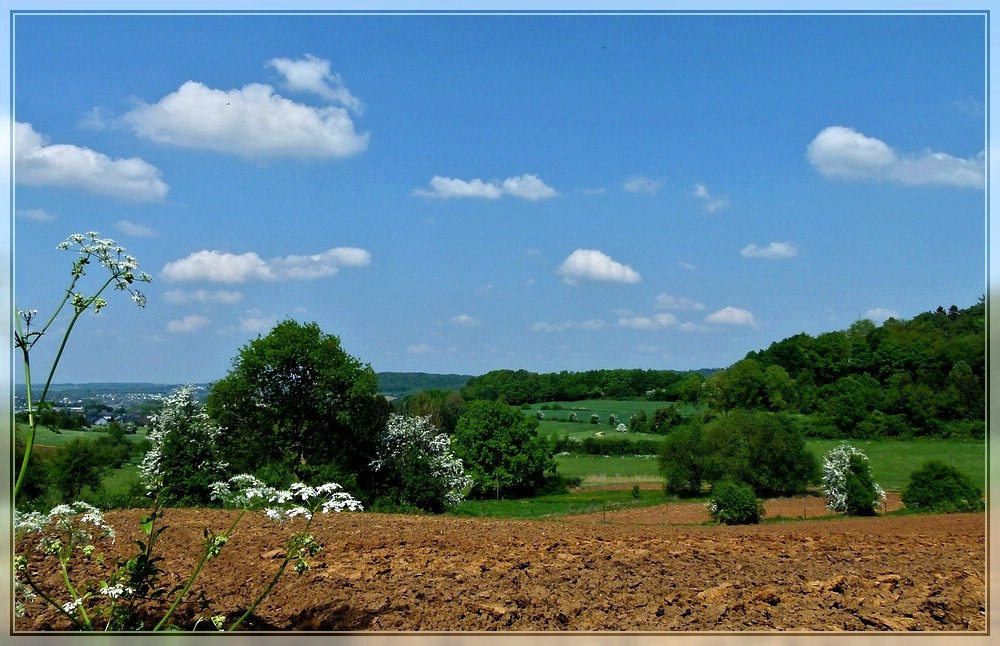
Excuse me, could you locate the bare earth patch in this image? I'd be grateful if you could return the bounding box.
[16,498,984,632]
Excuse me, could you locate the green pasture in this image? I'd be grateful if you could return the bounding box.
[523,399,700,421]
[449,485,669,519]
[806,438,985,492]
[555,454,662,485]
[15,423,149,448]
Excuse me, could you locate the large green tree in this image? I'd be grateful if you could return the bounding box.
[451,399,556,498]
[207,320,389,491]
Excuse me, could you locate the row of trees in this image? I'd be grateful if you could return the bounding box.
[145,321,561,513]
[459,367,710,405]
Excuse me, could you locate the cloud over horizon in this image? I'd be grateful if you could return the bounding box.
[557,249,641,285]
[706,306,757,327]
[14,121,168,201]
[622,174,663,195]
[807,126,984,189]
[654,294,705,311]
[412,174,558,200]
[161,246,371,283]
[166,314,210,333]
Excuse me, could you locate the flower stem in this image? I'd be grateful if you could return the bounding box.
[229,516,314,631]
[154,510,246,631]
[59,556,92,630]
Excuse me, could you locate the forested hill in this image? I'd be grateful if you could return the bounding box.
[706,298,985,439]
[459,368,717,405]
[376,372,474,399]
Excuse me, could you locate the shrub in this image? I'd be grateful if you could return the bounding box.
[568,412,578,423]
[590,414,600,424]
[608,414,619,426]
[821,444,885,515]
[902,460,984,513]
[707,480,762,525]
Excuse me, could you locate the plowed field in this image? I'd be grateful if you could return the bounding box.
[16,496,985,632]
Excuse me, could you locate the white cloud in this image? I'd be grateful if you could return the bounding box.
[740,241,798,260]
[475,284,494,296]
[412,174,557,200]
[15,208,54,221]
[622,174,663,195]
[166,314,210,333]
[619,313,678,329]
[123,80,368,159]
[407,343,432,354]
[654,294,705,311]
[693,183,729,213]
[864,307,899,323]
[163,289,244,305]
[265,54,363,113]
[500,174,559,200]
[14,121,168,201]
[240,313,275,334]
[531,319,606,333]
[161,246,371,283]
[557,249,641,285]
[807,126,984,189]
[451,314,481,327]
[706,306,757,327]
[679,262,697,271]
[116,219,158,237]
[679,321,712,333]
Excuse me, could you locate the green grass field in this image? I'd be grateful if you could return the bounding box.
[806,438,986,492]
[449,486,669,519]
[552,435,985,493]
[15,423,149,448]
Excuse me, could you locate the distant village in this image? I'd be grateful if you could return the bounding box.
[13,383,211,430]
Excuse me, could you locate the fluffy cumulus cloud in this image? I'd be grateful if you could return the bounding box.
[619,313,678,330]
[693,184,729,213]
[740,241,798,260]
[161,246,371,283]
[654,294,705,311]
[450,314,481,327]
[166,314,210,333]
[557,249,641,285]
[116,220,158,237]
[163,289,244,305]
[706,306,757,327]
[239,311,276,334]
[412,174,557,200]
[807,126,984,189]
[122,65,368,159]
[864,307,899,323]
[14,121,168,201]
[622,174,663,195]
[265,54,364,113]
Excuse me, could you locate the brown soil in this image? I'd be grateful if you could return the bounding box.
[16,498,985,632]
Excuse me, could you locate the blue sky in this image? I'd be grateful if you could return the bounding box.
[8,10,988,384]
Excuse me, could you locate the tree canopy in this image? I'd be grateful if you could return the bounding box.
[206,320,390,491]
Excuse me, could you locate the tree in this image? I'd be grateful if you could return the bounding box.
[49,438,110,502]
[401,389,467,434]
[451,400,557,498]
[207,320,387,490]
[649,404,682,434]
[700,410,818,497]
[658,420,705,496]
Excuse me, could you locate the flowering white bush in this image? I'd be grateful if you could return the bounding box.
[373,414,472,507]
[615,423,628,433]
[139,385,228,501]
[821,444,886,514]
